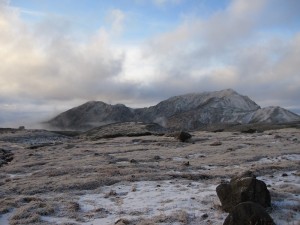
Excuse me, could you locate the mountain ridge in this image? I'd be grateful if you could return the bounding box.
[47,89,300,130]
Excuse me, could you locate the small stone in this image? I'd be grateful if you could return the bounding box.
[201,213,209,219]
[282,173,288,177]
[154,155,161,160]
[210,141,222,146]
[130,159,137,163]
[183,161,190,166]
[115,218,130,225]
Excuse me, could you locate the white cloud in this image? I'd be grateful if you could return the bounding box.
[0,0,300,127]
[106,9,126,35]
[153,0,182,6]
[134,0,183,7]
[0,3,127,104]
[136,0,300,111]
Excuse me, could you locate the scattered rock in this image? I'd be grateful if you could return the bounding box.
[131,186,137,192]
[201,213,209,219]
[241,128,257,134]
[153,155,161,160]
[182,161,190,166]
[175,131,192,142]
[105,190,117,198]
[67,202,80,212]
[213,129,224,133]
[130,159,138,164]
[291,137,298,141]
[0,148,14,167]
[18,126,25,130]
[223,202,275,225]
[210,141,222,146]
[115,218,130,225]
[216,171,271,212]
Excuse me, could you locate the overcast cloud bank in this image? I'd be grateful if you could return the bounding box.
[0,0,299,127]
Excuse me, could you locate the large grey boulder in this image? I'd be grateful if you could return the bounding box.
[223,202,275,225]
[216,171,271,212]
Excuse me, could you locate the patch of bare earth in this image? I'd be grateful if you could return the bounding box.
[0,128,299,224]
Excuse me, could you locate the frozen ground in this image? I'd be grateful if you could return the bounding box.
[0,128,299,224]
[42,180,225,225]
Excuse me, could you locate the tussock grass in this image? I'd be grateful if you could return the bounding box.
[0,128,299,224]
[10,200,55,225]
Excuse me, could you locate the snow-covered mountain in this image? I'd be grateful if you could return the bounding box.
[241,106,300,124]
[47,89,300,130]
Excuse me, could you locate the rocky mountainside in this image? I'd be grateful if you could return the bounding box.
[82,122,167,140]
[48,101,135,130]
[47,89,300,130]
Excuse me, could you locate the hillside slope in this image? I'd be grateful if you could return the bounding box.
[47,89,300,130]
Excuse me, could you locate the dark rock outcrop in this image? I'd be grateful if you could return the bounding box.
[175,131,192,142]
[82,122,166,140]
[223,202,275,225]
[216,171,271,212]
[0,148,14,167]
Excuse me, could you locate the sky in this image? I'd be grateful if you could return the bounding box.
[0,0,300,128]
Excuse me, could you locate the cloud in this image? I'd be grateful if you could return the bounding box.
[153,0,182,6]
[136,0,300,111]
[0,0,300,127]
[135,0,183,7]
[0,4,126,101]
[106,9,126,35]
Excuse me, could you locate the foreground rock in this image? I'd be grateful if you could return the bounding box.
[223,202,275,225]
[216,171,271,212]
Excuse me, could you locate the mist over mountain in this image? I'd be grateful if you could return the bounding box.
[47,89,300,131]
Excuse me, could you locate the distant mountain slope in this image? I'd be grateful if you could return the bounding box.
[82,122,166,140]
[47,89,300,130]
[48,101,135,130]
[241,106,300,124]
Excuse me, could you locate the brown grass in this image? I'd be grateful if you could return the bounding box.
[10,200,55,225]
[0,128,299,224]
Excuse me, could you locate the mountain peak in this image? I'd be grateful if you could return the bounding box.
[218,88,237,95]
[47,89,300,130]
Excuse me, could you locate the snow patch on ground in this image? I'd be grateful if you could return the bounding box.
[0,210,15,225]
[8,173,32,179]
[257,154,300,164]
[258,171,300,225]
[43,180,227,225]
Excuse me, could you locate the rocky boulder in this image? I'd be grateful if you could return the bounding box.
[174,131,192,142]
[0,148,14,167]
[216,171,271,212]
[223,202,275,225]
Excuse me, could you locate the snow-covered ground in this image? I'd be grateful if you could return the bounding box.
[42,180,226,225]
[39,168,300,225]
